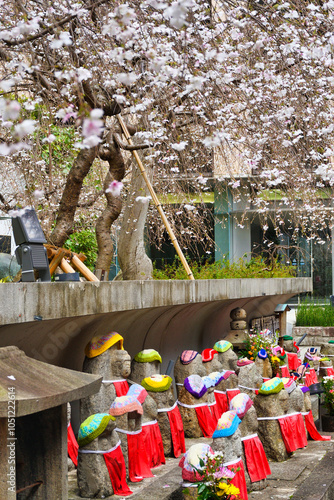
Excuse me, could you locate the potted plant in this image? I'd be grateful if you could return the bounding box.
[321,375,334,431]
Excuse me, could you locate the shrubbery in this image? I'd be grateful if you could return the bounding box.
[153,256,296,280]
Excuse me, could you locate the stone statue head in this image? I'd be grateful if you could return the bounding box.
[111,349,131,378]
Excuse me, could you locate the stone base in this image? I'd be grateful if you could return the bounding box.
[224,329,249,348]
[321,414,334,432]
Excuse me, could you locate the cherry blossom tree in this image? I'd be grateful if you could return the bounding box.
[0,0,333,278]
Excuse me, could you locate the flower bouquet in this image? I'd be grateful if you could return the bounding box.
[183,451,243,499]
[239,330,280,373]
[322,375,334,416]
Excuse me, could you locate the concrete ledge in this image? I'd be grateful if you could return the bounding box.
[291,449,334,500]
[0,278,311,326]
[0,278,312,372]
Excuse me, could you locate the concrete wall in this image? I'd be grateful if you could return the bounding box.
[0,279,312,373]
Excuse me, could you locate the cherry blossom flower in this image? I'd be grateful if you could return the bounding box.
[106,180,124,197]
[14,119,36,138]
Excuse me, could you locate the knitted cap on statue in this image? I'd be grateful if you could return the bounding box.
[258,348,268,360]
[85,332,124,358]
[229,393,253,419]
[109,396,143,416]
[78,413,115,447]
[282,378,296,394]
[134,349,162,363]
[213,410,241,438]
[202,348,218,362]
[203,372,224,388]
[258,377,284,395]
[237,357,254,367]
[213,340,232,353]
[179,443,214,482]
[180,350,198,365]
[141,374,173,392]
[221,370,235,380]
[184,374,207,398]
[127,383,148,403]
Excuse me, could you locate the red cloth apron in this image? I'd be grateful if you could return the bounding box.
[226,388,240,404]
[287,353,301,371]
[304,410,331,441]
[103,444,133,496]
[167,405,186,458]
[225,458,248,500]
[127,431,154,482]
[305,372,314,387]
[242,434,271,482]
[194,405,216,438]
[278,413,307,453]
[113,380,129,397]
[209,401,221,425]
[280,366,290,378]
[141,421,166,468]
[309,368,318,384]
[214,391,228,416]
[67,422,78,467]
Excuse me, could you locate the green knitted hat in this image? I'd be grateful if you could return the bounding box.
[329,340,334,344]
[134,349,162,363]
[78,413,115,447]
[283,335,293,341]
[213,340,233,353]
[259,377,284,395]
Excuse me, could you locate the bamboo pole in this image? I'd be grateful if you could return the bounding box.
[71,254,100,282]
[49,249,66,277]
[117,115,194,280]
[60,258,76,274]
[45,244,86,262]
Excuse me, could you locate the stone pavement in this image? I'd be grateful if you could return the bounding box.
[68,432,334,500]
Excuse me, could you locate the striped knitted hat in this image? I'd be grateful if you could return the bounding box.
[180,350,199,364]
[202,348,218,362]
[85,332,124,358]
[109,396,143,416]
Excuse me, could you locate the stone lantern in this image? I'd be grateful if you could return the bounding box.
[0,346,102,499]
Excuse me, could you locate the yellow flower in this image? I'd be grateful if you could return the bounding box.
[228,484,240,496]
[216,491,224,497]
[218,482,229,491]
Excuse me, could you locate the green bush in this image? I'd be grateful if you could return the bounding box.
[152,255,296,280]
[64,229,98,272]
[295,300,334,327]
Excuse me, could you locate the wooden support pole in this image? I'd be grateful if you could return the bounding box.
[60,258,76,274]
[45,244,86,262]
[49,249,66,277]
[71,254,99,282]
[117,115,194,281]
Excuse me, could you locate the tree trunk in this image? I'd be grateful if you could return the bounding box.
[117,158,153,280]
[49,147,97,247]
[95,171,122,280]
